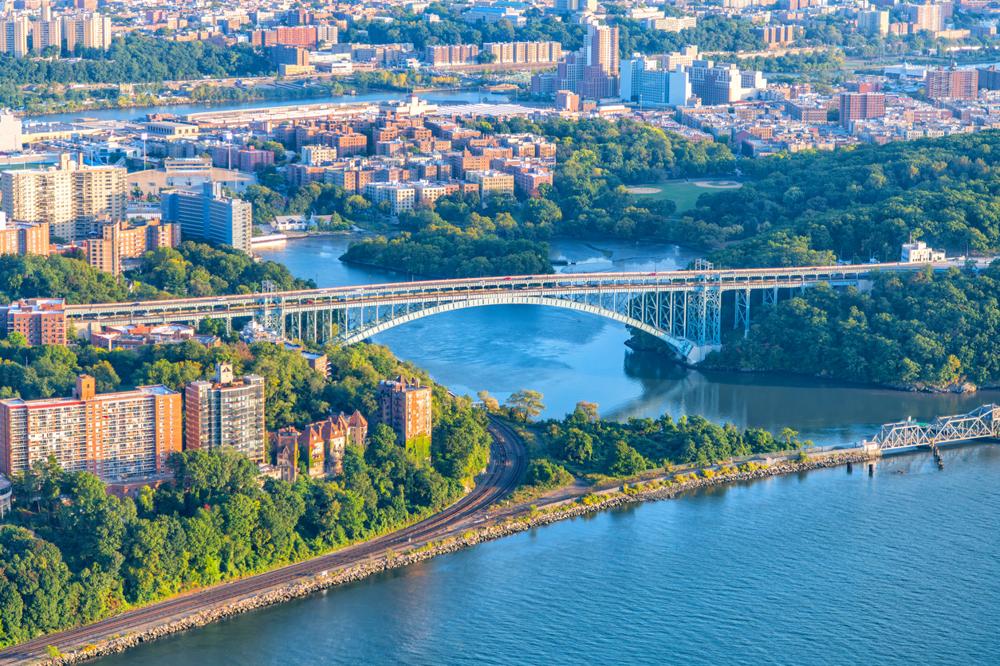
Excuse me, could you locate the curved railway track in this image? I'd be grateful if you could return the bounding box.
[0,418,527,665]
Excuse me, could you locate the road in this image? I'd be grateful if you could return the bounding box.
[0,419,527,665]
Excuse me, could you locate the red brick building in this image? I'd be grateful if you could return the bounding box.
[377,377,432,456]
[1,298,66,346]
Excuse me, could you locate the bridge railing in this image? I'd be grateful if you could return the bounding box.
[867,404,999,451]
[64,261,949,322]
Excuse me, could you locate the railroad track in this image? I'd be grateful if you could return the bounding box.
[0,418,527,665]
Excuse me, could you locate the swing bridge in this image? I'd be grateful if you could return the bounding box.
[864,404,999,451]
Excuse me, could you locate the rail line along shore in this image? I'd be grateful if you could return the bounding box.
[35,447,874,666]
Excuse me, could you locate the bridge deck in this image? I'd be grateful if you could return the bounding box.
[65,261,952,322]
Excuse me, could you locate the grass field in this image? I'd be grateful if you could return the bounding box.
[627,179,742,213]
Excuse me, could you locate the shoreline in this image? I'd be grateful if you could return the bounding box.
[19,88,348,120]
[20,84,484,120]
[626,337,998,395]
[40,448,875,665]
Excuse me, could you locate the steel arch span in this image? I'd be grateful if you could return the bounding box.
[66,261,958,364]
[337,295,709,361]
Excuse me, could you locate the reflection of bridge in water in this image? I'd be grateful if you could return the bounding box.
[68,261,952,363]
[864,404,999,452]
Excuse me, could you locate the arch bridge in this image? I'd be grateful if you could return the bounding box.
[67,261,945,363]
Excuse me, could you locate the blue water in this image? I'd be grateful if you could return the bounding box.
[26,91,511,124]
[90,235,1000,665]
[258,235,999,444]
[97,443,1000,665]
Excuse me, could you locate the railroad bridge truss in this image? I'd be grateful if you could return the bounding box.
[66,262,941,363]
[866,404,1000,451]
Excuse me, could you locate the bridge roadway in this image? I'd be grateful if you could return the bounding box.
[68,260,960,363]
[67,261,948,326]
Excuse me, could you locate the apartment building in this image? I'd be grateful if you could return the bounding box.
[0,375,182,482]
[272,411,367,480]
[760,25,797,46]
[1,298,66,346]
[377,376,432,452]
[425,44,479,66]
[0,213,49,257]
[185,364,266,464]
[926,68,979,100]
[62,13,112,52]
[0,154,126,241]
[83,219,180,275]
[251,25,318,48]
[365,182,416,215]
[31,2,62,53]
[301,145,338,166]
[482,41,562,65]
[907,2,944,33]
[466,169,515,196]
[326,166,374,193]
[336,133,368,156]
[839,92,886,126]
[160,182,252,253]
[582,24,620,99]
[858,10,890,36]
[1,16,30,57]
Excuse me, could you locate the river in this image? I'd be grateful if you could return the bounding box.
[98,443,1000,666]
[92,235,1000,666]
[26,90,512,124]
[256,234,997,445]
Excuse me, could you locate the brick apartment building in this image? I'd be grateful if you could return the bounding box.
[377,377,432,454]
[0,375,182,482]
[1,298,66,346]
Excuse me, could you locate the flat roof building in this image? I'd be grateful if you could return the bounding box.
[0,154,126,241]
[1,298,65,346]
[0,375,182,482]
[185,363,266,464]
[161,182,252,253]
[0,213,49,257]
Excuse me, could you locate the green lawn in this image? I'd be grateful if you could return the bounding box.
[628,180,741,214]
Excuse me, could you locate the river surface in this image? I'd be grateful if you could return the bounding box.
[257,234,998,445]
[27,91,511,124]
[98,444,1000,666]
[93,236,1000,666]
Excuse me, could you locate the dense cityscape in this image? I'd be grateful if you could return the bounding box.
[0,0,999,663]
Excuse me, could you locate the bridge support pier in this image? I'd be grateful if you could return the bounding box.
[684,344,723,364]
[734,288,750,337]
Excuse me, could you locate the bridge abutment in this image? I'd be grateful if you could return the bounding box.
[684,344,723,364]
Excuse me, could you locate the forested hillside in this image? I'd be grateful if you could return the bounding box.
[669,132,1000,267]
[704,265,1000,390]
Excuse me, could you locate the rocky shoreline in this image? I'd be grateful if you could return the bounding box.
[45,450,874,666]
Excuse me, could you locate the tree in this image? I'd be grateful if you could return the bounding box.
[559,428,594,464]
[568,401,599,424]
[779,428,800,449]
[83,360,120,393]
[524,459,572,487]
[505,389,544,422]
[433,407,490,483]
[476,390,500,413]
[608,441,648,477]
